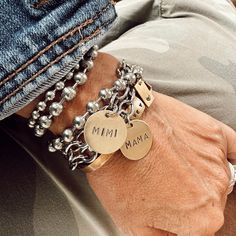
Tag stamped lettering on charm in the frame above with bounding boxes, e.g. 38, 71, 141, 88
121, 120, 152, 160
92, 127, 118, 138
84, 110, 127, 154
125, 133, 149, 149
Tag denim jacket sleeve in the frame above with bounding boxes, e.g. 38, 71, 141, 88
0, 0, 117, 120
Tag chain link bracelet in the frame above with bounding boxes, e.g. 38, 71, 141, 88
48, 60, 153, 170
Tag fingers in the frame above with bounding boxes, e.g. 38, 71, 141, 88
220, 123, 236, 164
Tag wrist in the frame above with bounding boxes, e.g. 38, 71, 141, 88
19, 53, 155, 173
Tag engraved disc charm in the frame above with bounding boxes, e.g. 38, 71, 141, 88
84, 110, 127, 154
120, 120, 152, 160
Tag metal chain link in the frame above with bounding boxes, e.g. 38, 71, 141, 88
51, 60, 143, 170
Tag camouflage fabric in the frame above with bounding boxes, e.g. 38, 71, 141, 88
1, 0, 236, 235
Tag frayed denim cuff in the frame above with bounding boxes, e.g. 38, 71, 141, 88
0, 0, 117, 120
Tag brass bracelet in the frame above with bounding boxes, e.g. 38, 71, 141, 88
82, 153, 114, 173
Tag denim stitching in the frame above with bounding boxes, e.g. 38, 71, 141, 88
0, 19, 113, 106
0, 29, 100, 105
0, 2, 111, 87
2, 55, 83, 120
32, 0, 49, 8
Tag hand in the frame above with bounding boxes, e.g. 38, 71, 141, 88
87, 91, 236, 236
17, 53, 236, 236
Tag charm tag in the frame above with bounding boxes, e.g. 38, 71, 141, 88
134, 79, 154, 107
84, 110, 127, 154
120, 120, 153, 160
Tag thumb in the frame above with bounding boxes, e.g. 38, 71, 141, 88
220, 122, 236, 165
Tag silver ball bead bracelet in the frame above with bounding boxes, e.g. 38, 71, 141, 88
28, 45, 99, 137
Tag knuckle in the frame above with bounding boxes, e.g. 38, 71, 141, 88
206, 209, 225, 235
211, 123, 225, 142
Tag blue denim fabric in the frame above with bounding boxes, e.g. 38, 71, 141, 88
0, 0, 117, 120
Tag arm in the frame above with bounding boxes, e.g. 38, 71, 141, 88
17, 52, 236, 235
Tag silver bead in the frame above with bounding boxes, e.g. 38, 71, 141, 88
49, 102, 63, 116
83, 60, 94, 70
46, 91, 55, 101
39, 116, 52, 129
35, 125, 45, 137
87, 101, 100, 113
74, 64, 80, 70
73, 72, 87, 85
48, 143, 56, 152
114, 79, 127, 91
37, 101, 46, 111
73, 116, 86, 130
133, 66, 143, 79
62, 129, 74, 143
62, 87, 76, 101
93, 45, 99, 51
55, 81, 65, 90
123, 73, 136, 85
32, 111, 40, 119
66, 72, 74, 80
91, 50, 98, 59
52, 138, 63, 150
99, 89, 113, 100
28, 119, 36, 128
